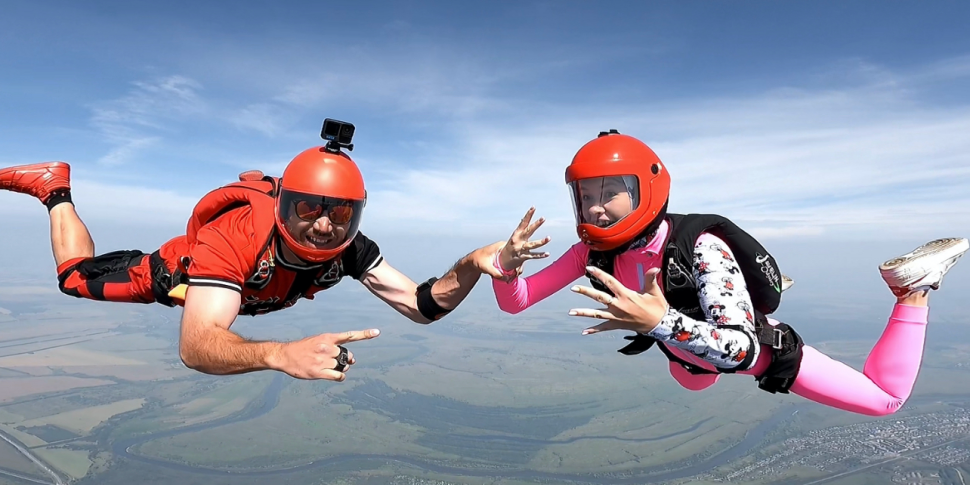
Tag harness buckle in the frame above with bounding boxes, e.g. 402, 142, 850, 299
666, 259, 692, 289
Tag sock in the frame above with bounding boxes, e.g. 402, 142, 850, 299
45, 189, 73, 212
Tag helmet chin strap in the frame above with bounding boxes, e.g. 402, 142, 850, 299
274, 232, 320, 268
585, 198, 669, 295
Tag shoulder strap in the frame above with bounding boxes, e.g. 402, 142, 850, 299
180, 172, 281, 291
185, 174, 278, 243
660, 213, 782, 316
586, 210, 673, 296
621, 213, 786, 375
656, 213, 707, 320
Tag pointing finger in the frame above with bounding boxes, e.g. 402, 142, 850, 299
330, 329, 381, 345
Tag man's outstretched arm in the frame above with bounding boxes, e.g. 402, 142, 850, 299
178, 285, 379, 380
360, 241, 508, 323
178, 284, 276, 374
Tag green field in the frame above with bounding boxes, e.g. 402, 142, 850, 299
0, 287, 968, 485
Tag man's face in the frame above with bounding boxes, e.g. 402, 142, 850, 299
283, 198, 355, 250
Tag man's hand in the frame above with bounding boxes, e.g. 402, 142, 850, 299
358, 210, 549, 323
179, 284, 380, 378
466, 240, 524, 282
268, 329, 380, 381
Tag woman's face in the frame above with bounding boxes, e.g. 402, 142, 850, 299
576, 176, 635, 227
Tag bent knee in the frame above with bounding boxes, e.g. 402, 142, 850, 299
865, 399, 908, 417
56, 258, 88, 298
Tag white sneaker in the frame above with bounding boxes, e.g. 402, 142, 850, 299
880, 238, 969, 298
781, 275, 794, 293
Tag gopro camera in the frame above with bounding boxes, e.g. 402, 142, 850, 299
321, 118, 355, 153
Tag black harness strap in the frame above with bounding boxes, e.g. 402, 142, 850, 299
599, 213, 803, 395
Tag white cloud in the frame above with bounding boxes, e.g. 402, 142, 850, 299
0, 177, 199, 227
88, 75, 207, 166
746, 225, 826, 240
7, 55, 967, 246
230, 102, 289, 137
96, 136, 159, 167
908, 54, 970, 85
358, 58, 970, 241
265, 54, 504, 116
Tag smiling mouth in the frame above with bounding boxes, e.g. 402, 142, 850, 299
594, 219, 613, 227
306, 234, 334, 247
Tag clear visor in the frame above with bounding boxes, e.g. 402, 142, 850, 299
278, 189, 364, 253
568, 175, 640, 228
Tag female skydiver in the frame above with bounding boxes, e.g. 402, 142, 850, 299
489, 130, 968, 417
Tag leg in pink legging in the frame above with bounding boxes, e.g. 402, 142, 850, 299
663, 237, 966, 415
788, 303, 929, 416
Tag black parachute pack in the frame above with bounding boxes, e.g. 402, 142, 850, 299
586, 213, 804, 394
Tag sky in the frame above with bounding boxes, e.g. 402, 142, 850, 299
2, 1, 970, 326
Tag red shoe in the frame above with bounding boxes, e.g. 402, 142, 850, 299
0, 162, 71, 205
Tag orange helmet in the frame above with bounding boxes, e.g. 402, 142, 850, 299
274, 146, 367, 263
565, 130, 670, 251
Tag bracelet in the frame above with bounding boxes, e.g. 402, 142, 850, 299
492, 251, 518, 278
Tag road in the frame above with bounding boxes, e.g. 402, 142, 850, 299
0, 429, 64, 485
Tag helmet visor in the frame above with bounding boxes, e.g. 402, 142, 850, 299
278, 189, 364, 252
568, 175, 640, 228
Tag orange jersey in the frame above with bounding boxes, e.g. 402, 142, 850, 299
157, 205, 382, 316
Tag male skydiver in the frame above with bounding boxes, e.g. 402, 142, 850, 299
0, 120, 508, 382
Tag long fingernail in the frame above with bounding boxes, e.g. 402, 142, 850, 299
569, 310, 577, 315
570, 286, 579, 292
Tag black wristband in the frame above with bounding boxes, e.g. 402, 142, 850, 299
416, 277, 451, 321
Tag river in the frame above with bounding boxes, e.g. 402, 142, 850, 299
110, 374, 801, 484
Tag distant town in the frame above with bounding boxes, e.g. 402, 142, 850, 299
705, 409, 970, 484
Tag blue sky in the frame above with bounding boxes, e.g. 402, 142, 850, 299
1, 1, 970, 344
2, 1, 970, 254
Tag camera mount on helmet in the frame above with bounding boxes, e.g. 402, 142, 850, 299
598, 129, 620, 138
321, 118, 355, 153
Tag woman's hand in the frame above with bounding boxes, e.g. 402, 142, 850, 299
497, 207, 551, 275
569, 266, 669, 335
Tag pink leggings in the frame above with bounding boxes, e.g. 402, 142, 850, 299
671, 304, 929, 416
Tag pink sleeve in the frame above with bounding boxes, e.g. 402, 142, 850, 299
668, 361, 720, 391
492, 243, 588, 314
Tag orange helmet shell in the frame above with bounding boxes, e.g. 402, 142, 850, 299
565, 132, 670, 251
280, 147, 366, 199
274, 146, 367, 263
